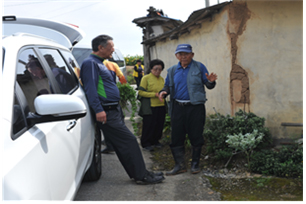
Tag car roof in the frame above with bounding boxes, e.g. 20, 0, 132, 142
2, 16, 85, 49
2, 33, 69, 51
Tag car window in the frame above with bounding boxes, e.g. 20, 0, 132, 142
61, 50, 82, 85
12, 94, 27, 136
16, 48, 51, 112
111, 51, 125, 67
72, 48, 92, 67
39, 49, 78, 94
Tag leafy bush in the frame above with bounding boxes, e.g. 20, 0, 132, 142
250, 144, 303, 178
203, 110, 272, 157
162, 114, 171, 143
127, 75, 136, 84
226, 129, 264, 170
214, 149, 233, 161
125, 55, 144, 66
116, 82, 139, 134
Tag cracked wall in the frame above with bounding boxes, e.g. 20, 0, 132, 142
148, 0, 302, 140
227, 2, 251, 115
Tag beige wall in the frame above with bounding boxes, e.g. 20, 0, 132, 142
148, 1, 303, 141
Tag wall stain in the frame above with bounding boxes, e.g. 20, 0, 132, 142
227, 2, 251, 115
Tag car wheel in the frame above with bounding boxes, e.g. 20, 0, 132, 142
83, 123, 102, 181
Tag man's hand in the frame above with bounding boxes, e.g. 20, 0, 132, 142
96, 111, 107, 124
205, 72, 218, 82
158, 91, 167, 102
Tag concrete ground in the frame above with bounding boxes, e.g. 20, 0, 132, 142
74, 115, 220, 201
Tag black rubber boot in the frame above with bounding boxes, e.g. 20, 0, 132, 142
166, 146, 187, 176
191, 146, 202, 174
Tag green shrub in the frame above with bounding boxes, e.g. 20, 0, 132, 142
125, 55, 144, 66
249, 149, 276, 175
203, 110, 272, 157
215, 149, 233, 161
127, 75, 136, 84
161, 114, 171, 144
226, 129, 264, 171
116, 82, 139, 134
250, 144, 303, 178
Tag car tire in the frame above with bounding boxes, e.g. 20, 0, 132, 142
83, 124, 102, 181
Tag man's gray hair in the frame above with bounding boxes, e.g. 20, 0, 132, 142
92, 35, 113, 52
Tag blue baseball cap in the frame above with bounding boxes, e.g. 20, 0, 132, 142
175, 44, 192, 54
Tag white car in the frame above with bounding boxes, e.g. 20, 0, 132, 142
2, 16, 101, 200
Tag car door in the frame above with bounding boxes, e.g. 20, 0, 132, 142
3, 47, 91, 200
37, 47, 94, 198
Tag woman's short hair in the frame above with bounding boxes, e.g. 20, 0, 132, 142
150, 59, 164, 70
92, 35, 113, 52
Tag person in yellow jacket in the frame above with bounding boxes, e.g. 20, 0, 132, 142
138, 59, 166, 151
104, 59, 127, 84
69, 58, 83, 85
133, 59, 144, 89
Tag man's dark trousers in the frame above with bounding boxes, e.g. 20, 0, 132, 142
170, 102, 205, 148
97, 104, 146, 181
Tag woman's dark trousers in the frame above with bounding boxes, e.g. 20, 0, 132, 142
141, 106, 166, 148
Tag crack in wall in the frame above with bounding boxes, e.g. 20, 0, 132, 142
227, 2, 251, 115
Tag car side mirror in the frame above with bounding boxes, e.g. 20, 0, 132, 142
27, 94, 87, 126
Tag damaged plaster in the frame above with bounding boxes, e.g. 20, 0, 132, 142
228, 2, 251, 115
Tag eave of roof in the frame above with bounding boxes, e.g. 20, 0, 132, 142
141, 1, 231, 45
132, 15, 183, 28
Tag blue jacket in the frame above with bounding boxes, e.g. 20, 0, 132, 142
80, 54, 120, 114
161, 60, 216, 116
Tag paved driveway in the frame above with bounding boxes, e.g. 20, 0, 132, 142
74, 116, 220, 201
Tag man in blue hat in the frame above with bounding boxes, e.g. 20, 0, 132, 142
159, 44, 217, 175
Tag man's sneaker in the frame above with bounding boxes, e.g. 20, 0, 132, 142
135, 171, 165, 185
148, 171, 164, 177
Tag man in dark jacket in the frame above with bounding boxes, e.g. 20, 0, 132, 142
80, 34, 165, 184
